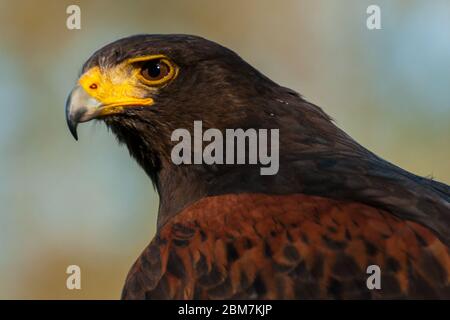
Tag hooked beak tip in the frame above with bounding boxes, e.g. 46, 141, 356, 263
67, 118, 79, 141
65, 92, 79, 141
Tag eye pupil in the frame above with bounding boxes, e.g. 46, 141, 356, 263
147, 62, 161, 78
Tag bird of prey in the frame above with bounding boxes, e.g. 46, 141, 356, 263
66, 34, 450, 299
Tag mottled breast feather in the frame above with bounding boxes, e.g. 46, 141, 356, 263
122, 193, 450, 299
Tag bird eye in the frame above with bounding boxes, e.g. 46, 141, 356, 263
140, 59, 171, 82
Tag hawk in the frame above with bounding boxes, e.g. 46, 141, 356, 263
65, 34, 450, 299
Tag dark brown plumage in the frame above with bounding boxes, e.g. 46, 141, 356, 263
66, 34, 450, 299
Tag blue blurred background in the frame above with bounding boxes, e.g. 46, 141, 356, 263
0, 0, 448, 298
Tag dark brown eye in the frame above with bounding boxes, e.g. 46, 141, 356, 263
141, 59, 170, 81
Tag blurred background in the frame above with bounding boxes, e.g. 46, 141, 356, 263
0, 0, 449, 299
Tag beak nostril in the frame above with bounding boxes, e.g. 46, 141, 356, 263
89, 83, 98, 89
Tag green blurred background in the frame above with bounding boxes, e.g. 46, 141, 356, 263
0, 0, 449, 299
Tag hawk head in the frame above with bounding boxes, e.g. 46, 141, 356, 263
67, 34, 286, 172
67, 35, 278, 141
